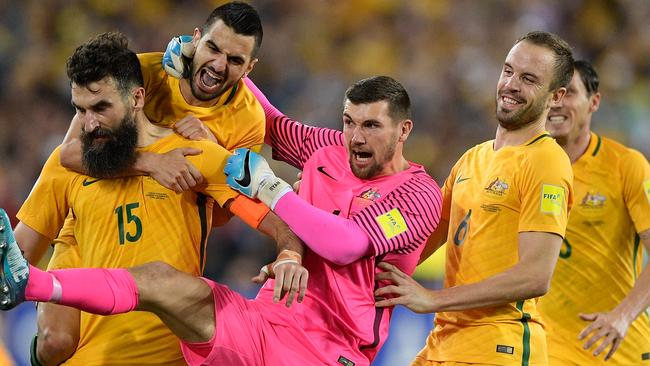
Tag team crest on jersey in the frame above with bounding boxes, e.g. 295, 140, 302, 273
359, 188, 381, 201
579, 191, 606, 209
484, 177, 509, 197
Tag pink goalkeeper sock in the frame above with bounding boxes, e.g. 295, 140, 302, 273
26, 266, 139, 315
25, 265, 54, 302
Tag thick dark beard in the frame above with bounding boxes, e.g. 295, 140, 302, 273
80, 113, 138, 178
495, 96, 546, 131
189, 61, 230, 101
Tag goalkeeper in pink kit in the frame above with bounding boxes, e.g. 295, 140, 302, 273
1, 76, 441, 365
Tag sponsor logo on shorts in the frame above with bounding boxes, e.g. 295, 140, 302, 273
496, 344, 514, 355
540, 184, 564, 215
375, 208, 408, 239
337, 356, 355, 366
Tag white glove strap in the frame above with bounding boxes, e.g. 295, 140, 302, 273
257, 176, 292, 210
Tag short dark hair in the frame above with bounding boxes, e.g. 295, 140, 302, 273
344, 76, 411, 121
66, 32, 143, 96
574, 60, 599, 96
202, 2, 263, 56
516, 31, 574, 91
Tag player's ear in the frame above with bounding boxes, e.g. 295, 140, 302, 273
192, 28, 201, 47
588, 92, 601, 113
548, 87, 567, 109
131, 87, 145, 111
398, 119, 413, 142
244, 58, 258, 78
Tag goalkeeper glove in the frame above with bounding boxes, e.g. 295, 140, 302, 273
162, 35, 195, 79
224, 148, 292, 209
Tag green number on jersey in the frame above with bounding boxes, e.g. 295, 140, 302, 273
453, 209, 472, 246
115, 202, 143, 245
559, 238, 572, 259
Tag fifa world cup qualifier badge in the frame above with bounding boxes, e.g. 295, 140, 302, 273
540, 184, 564, 215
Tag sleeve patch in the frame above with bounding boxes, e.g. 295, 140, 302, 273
375, 208, 408, 239
540, 184, 564, 215
644, 180, 650, 204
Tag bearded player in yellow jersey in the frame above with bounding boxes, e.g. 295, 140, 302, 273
375, 31, 575, 365
13, 4, 305, 365
539, 60, 650, 364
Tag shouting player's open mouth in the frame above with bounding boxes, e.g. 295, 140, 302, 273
351, 149, 373, 167
197, 67, 224, 94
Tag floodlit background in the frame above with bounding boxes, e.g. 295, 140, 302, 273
0, 0, 648, 364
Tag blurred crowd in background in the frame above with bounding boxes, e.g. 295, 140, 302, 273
0, 0, 649, 364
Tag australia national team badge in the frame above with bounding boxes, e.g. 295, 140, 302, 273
579, 191, 606, 209
351, 188, 381, 215
359, 188, 381, 201
484, 177, 509, 197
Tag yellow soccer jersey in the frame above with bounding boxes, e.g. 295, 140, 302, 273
422, 133, 573, 365
539, 133, 650, 365
138, 52, 264, 153
17, 134, 238, 365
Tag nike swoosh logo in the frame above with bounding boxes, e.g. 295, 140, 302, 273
234, 150, 252, 187
456, 177, 471, 184
317, 166, 336, 180
82, 178, 102, 186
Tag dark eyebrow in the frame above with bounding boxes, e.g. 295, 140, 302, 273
206, 39, 220, 51
71, 99, 112, 111
206, 39, 247, 64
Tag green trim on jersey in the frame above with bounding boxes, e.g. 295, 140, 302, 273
516, 300, 531, 366
526, 134, 551, 146
223, 82, 239, 106
592, 134, 602, 156
633, 234, 641, 280
197, 194, 209, 274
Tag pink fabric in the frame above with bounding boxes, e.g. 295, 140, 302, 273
180, 279, 332, 366
26, 266, 139, 315
274, 191, 371, 265
25, 265, 54, 301
246, 79, 442, 364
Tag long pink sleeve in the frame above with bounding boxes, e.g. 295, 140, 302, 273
244, 77, 285, 145
273, 191, 372, 265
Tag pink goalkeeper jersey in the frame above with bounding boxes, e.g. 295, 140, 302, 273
255, 115, 442, 365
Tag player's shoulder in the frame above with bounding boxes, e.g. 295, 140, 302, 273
598, 134, 647, 164
525, 134, 569, 161
228, 79, 264, 117
137, 52, 163, 68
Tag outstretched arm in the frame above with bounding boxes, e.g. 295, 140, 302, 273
375, 231, 562, 313
578, 229, 650, 361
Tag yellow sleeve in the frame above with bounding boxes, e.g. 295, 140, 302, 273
441, 153, 464, 222
47, 214, 82, 270
16, 146, 73, 240
517, 147, 573, 236
137, 52, 164, 94
187, 141, 239, 207
621, 148, 650, 233
227, 81, 266, 152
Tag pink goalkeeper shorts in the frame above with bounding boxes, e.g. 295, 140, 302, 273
179, 279, 335, 366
